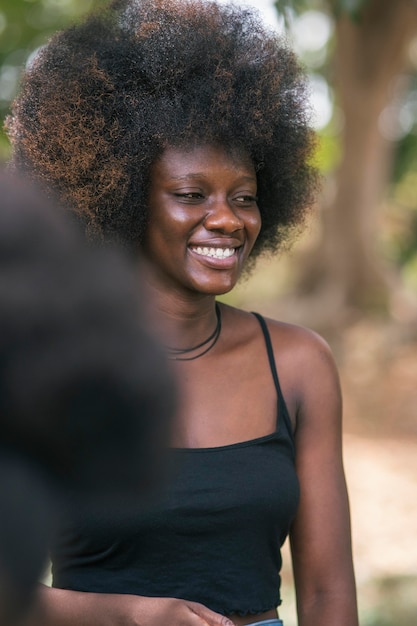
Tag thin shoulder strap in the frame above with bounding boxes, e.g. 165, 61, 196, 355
252, 312, 280, 393
252, 312, 293, 439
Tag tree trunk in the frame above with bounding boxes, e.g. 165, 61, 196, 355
297, 0, 417, 319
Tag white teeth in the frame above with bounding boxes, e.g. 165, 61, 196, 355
193, 246, 235, 259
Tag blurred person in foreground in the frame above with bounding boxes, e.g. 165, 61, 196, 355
0, 171, 175, 625
6, 0, 359, 625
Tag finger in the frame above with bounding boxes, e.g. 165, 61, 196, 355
188, 601, 235, 626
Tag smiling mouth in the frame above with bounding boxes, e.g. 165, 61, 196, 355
190, 246, 237, 259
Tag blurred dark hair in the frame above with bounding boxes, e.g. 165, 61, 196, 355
0, 171, 176, 624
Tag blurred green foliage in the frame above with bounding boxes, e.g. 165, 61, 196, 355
275, 0, 370, 25
0, 0, 102, 161
384, 80, 417, 290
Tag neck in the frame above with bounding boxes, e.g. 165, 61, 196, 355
141, 264, 219, 352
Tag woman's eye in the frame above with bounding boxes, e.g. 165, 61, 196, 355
235, 195, 258, 205
175, 192, 204, 200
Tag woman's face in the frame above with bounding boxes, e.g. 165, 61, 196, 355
143, 144, 261, 296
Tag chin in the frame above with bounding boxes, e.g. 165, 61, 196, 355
193, 268, 242, 294
214, 284, 235, 296
192, 279, 237, 296
204, 288, 234, 298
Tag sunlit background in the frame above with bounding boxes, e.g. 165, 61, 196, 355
1, 2, 417, 625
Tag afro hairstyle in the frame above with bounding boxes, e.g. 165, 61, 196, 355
6, 0, 319, 260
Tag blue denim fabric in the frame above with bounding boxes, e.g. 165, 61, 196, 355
247, 618, 284, 626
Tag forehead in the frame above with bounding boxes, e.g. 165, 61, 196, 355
151, 144, 256, 180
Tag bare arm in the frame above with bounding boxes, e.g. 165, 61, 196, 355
269, 324, 359, 626
290, 332, 358, 626
26, 585, 235, 626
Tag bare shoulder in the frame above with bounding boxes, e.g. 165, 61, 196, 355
220, 304, 341, 427
222, 303, 339, 391
257, 313, 337, 370
253, 313, 341, 423
221, 303, 335, 368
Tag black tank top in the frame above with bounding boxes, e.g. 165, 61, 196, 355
51, 313, 300, 616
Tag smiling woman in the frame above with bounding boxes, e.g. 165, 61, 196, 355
143, 145, 261, 297
6, 1, 358, 626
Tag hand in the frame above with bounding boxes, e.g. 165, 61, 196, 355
32, 586, 236, 626
122, 595, 235, 626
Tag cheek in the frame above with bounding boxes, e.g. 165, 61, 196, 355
249, 211, 262, 241
155, 205, 193, 230
146, 206, 183, 240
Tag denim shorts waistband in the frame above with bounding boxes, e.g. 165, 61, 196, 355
247, 618, 284, 626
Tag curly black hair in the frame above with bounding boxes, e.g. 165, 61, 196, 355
6, 0, 318, 259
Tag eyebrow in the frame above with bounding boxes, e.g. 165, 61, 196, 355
169, 174, 257, 182
169, 174, 205, 181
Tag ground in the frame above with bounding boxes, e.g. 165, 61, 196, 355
338, 319, 417, 625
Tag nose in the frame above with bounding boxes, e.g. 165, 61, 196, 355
203, 197, 244, 233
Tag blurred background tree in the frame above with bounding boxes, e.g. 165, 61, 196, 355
271, 9, 417, 626
272, 0, 417, 326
